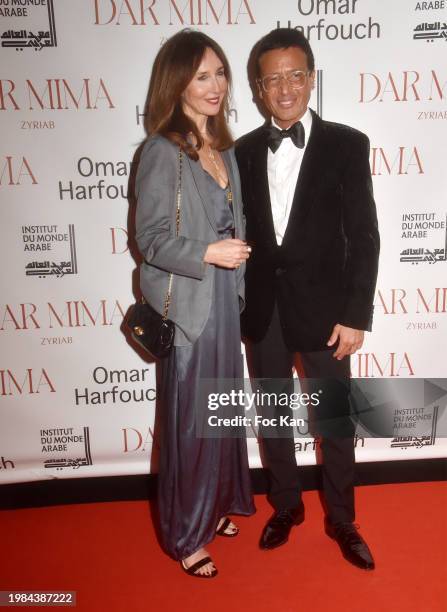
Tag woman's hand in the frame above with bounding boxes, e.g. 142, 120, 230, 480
204, 239, 251, 269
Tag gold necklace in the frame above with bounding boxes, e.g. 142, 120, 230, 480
206, 145, 225, 184
206, 144, 233, 204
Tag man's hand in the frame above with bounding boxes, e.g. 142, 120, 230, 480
327, 324, 364, 360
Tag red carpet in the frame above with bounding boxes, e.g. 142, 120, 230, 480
1, 482, 446, 612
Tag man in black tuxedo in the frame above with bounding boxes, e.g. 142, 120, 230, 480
235, 29, 380, 570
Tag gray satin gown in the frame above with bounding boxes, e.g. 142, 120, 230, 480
158, 171, 255, 561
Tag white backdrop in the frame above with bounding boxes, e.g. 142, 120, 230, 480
1, 0, 446, 484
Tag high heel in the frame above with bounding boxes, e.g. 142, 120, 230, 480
180, 556, 218, 578
216, 517, 239, 538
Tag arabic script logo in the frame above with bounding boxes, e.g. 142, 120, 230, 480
23, 224, 78, 279
413, 20, 447, 42
349, 379, 445, 443
400, 213, 447, 265
41, 426, 93, 471
1, 0, 57, 51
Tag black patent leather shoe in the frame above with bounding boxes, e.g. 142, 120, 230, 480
325, 520, 375, 570
260, 506, 305, 550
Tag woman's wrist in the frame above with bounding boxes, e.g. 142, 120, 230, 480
203, 243, 213, 264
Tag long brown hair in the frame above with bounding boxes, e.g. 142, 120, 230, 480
146, 29, 233, 160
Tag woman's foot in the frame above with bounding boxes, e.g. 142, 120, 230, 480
180, 548, 217, 578
216, 516, 239, 537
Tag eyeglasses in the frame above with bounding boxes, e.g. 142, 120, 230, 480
257, 69, 312, 92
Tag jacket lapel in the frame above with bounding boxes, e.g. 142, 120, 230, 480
281, 109, 324, 249
221, 149, 246, 287
249, 127, 277, 247
186, 155, 218, 234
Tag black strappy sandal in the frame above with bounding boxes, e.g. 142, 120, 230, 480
180, 556, 218, 578
216, 517, 239, 538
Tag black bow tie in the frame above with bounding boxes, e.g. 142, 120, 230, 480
265, 121, 305, 153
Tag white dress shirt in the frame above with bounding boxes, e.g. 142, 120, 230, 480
268, 108, 313, 245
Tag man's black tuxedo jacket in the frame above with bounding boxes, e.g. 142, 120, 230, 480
235, 109, 380, 353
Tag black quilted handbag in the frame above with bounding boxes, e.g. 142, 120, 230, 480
127, 297, 175, 358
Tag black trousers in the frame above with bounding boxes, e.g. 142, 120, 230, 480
246, 303, 355, 524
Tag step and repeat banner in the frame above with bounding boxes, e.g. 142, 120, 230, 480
1, 0, 446, 484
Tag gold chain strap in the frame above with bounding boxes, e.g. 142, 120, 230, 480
162, 148, 182, 320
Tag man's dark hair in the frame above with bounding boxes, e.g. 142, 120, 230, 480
252, 28, 315, 76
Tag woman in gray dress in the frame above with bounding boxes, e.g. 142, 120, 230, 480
135, 30, 255, 578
